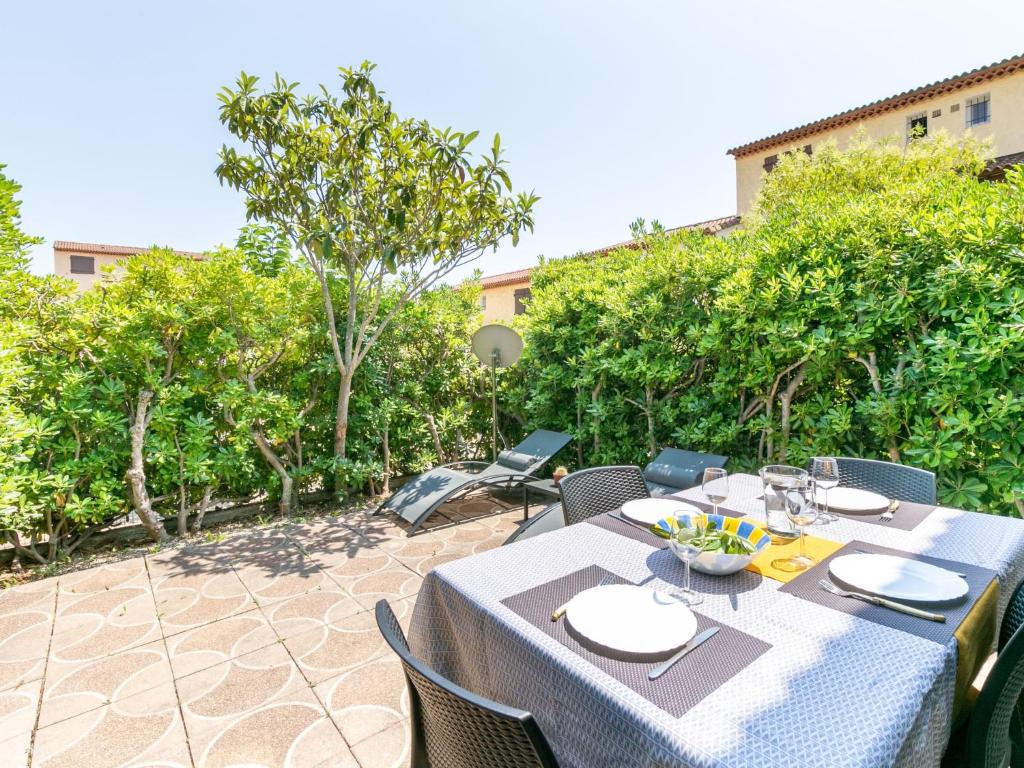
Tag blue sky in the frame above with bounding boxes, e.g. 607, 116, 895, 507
5, 1, 1024, 279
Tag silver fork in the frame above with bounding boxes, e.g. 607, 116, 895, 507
879, 500, 900, 522
818, 579, 945, 622
551, 574, 614, 622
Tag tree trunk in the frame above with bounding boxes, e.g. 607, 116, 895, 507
126, 390, 169, 543
251, 429, 294, 516
192, 485, 213, 533
423, 412, 444, 463
174, 435, 188, 536
854, 352, 903, 463
334, 371, 353, 493
777, 365, 807, 463
381, 424, 391, 496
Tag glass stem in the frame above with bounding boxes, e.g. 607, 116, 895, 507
799, 525, 807, 558
684, 561, 691, 593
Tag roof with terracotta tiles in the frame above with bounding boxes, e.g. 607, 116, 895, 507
53, 240, 206, 259
479, 267, 532, 288
728, 52, 1024, 158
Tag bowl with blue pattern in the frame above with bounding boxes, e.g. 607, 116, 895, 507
656, 513, 770, 576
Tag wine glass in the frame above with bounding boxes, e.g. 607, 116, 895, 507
702, 468, 729, 516
811, 457, 839, 523
672, 530, 704, 606
771, 481, 819, 572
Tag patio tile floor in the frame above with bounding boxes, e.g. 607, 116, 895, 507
0, 493, 537, 767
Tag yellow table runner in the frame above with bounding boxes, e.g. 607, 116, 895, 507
952, 579, 998, 724
738, 518, 999, 719
741, 522, 844, 583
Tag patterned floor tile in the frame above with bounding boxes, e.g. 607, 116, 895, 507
348, 720, 410, 768
145, 544, 235, 578
178, 644, 355, 768
0, 578, 58, 618
343, 564, 422, 611
152, 568, 255, 637
259, 585, 363, 641
0, 593, 54, 692
165, 609, 279, 679
31, 681, 190, 768
282, 608, 392, 685
0, 678, 42, 767
38, 639, 173, 728
314, 656, 408, 746
58, 561, 148, 596
50, 575, 161, 663
233, 550, 336, 607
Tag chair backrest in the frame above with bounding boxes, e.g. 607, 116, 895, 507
1001, 579, 1024, 652
644, 448, 729, 493
494, 430, 573, 474
968, 619, 1024, 768
809, 457, 936, 505
503, 502, 566, 546
559, 465, 650, 526
374, 601, 560, 768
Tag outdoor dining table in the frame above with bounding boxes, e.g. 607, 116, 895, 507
407, 472, 1024, 768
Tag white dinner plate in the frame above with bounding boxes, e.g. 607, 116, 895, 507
565, 584, 698, 655
620, 498, 702, 526
815, 486, 889, 514
829, 554, 968, 603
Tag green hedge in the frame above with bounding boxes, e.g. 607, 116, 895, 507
515, 135, 1024, 516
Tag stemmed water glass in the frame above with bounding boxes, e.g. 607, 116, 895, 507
701, 468, 729, 516
811, 457, 839, 523
672, 531, 704, 606
771, 480, 819, 572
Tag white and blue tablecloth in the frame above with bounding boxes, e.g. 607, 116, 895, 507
408, 473, 1024, 768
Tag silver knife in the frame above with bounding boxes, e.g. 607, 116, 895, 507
648, 626, 719, 680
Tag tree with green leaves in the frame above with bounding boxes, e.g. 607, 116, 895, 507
215, 62, 537, 491
520, 134, 1024, 515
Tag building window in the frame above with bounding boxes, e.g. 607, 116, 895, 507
907, 112, 928, 140
69, 255, 95, 274
965, 94, 990, 127
763, 154, 778, 172
480, 295, 486, 310
513, 288, 532, 315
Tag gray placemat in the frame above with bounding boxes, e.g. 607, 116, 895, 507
825, 500, 938, 531
779, 540, 997, 644
585, 513, 669, 549
500, 565, 772, 718
753, 494, 940, 532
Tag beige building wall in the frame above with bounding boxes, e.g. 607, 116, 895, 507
734, 69, 1024, 214
53, 250, 124, 292
480, 279, 531, 323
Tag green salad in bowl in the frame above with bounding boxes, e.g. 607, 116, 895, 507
654, 513, 769, 575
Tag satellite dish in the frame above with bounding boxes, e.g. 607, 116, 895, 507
471, 324, 523, 368
470, 325, 524, 460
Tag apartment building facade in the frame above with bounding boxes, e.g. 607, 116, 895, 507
477, 52, 1024, 322
53, 241, 205, 291
729, 53, 1024, 214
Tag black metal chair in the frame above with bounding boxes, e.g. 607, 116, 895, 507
644, 448, 729, 496
374, 600, 560, 768
943, 580, 1024, 767
558, 465, 649, 526
809, 457, 936, 505
503, 502, 565, 545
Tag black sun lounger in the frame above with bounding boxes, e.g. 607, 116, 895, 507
374, 429, 573, 535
